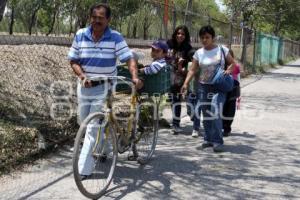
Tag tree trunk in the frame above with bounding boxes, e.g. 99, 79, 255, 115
0, 0, 8, 22
172, 6, 176, 33
47, 7, 59, 36
229, 22, 233, 49
79, 19, 87, 28
28, 5, 41, 36
241, 27, 248, 67
132, 19, 137, 38
55, 11, 59, 36
118, 18, 122, 33
143, 17, 148, 40
274, 14, 281, 36
69, 2, 75, 36
143, 25, 147, 40
78, 10, 88, 29
9, 6, 14, 35
126, 20, 131, 38
184, 0, 193, 29
157, 4, 168, 39
29, 13, 36, 35
160, 21, 163, 39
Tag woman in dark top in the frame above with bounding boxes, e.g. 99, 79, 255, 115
167, 25, 193, 134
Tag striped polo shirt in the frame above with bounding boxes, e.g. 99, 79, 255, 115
144, 58, 167, 75
68, 26, 133, 77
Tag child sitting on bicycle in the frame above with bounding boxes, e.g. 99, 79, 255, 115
139, 40, 168, 75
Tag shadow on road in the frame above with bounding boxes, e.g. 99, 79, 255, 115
264, 72, 300, 79
103, 129, 259, 200
220, 144, 255, 155
283, 64, 300, 68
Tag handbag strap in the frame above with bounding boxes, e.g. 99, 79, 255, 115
220, 46, 228, 70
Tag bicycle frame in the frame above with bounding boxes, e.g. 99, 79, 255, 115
91, 76, 139, 155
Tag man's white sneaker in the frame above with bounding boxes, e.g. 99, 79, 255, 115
191, 130, 199, 137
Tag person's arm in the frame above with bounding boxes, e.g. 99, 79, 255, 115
237, 72, 241, 82
236, 64, 241, 82
70, 61, 84, 80
114, 33, 142, 89
181, 59, 199, 94
68, 32, 92, 88
127, 58, 143, 89
143, 61, 163, 75
139, 68, 145, 74
70, 61, 92, 88
224, 53, 235, 75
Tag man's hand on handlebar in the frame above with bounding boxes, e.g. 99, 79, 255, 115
132, 78, 143, 90
79, 75, 92, 88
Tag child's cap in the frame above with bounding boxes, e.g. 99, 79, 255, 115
151, 40, 168, 53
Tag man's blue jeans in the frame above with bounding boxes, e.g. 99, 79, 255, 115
197, 84, 226, 145
77, 81, 107, 175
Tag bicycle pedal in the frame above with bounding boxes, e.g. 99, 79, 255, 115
99, 155, 107, 163
93, 153, 107, 159
127, 155, 138, 161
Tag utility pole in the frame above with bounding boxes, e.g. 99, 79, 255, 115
184, 0, 193, 30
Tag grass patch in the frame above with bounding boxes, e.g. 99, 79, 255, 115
0, 120, 39, 175
0, 116, 78, 176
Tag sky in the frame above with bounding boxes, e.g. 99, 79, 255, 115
215, 0, 226, 12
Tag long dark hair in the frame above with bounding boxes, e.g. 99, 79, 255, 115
171, 25, 191, 49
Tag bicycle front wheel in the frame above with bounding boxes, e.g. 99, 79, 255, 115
134, 98, 159, 164
73, 112, 117, 199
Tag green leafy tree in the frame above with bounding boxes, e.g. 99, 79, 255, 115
14, 0, 43, 35
223, 0, 300, 40
6, 0, 18, 34
255, 0, 300, 39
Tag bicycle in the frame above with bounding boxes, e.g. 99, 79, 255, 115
72, 75, 163, 199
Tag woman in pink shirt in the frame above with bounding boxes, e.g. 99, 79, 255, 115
222, 49, 241, 136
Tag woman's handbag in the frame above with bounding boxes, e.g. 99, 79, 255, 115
204, 46, 234, 93
211, 66, 234, 93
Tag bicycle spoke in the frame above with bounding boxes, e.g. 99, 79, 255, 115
73, 112, 117, 199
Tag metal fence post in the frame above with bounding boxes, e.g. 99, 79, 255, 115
252, 29, 257, 67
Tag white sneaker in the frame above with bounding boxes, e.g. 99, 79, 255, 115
191, 130, 199, 138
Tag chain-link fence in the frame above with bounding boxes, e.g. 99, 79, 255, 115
280, 39, 300, 61
0, 0, 235, 43
253, 32, 300, 69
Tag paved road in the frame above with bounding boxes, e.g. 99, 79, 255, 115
1, 59, 300, 200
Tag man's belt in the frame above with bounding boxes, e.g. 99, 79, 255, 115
90, 80, 105, 87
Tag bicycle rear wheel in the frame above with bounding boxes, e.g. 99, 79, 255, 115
73, 112, 117, 199
134, 97, 159, 164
